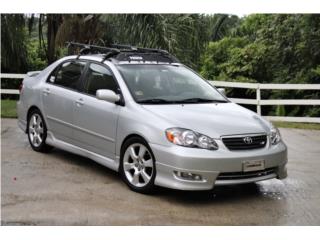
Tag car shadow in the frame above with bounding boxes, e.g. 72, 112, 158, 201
49, 147, 120, 180
153, 183, 265, 205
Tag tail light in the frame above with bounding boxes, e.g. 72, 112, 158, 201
19, 82, 23, 93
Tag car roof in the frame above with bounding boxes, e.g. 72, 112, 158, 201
63, 54, 104, 62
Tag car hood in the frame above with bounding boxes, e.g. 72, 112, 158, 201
141, 102, 271, 138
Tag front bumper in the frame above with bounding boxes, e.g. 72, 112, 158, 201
151, 140, 287, 191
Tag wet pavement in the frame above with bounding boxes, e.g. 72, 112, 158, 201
1, 118, 320, 225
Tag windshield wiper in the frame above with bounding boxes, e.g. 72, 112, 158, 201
176, 98, 228, 103
137, 98, 174, 104
137, 98, 228, 104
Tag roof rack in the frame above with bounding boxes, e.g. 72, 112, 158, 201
66, 42, 120, 59
110, 43, 137, 50
66, 42, 179, 63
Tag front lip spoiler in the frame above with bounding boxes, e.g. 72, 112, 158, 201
214, 172, 277, 186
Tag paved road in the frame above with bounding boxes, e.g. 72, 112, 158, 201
1, 118, 320, 225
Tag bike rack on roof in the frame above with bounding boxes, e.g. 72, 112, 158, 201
66, 42, 179, 63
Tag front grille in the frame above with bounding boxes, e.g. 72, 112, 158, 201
217, 168, 276, 181
222, 134, 267, 150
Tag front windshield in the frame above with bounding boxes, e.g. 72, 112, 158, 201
117, 64, 228, 104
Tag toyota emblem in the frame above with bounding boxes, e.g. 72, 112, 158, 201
243, 136, 253, 144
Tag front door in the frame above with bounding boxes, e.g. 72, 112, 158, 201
72, 62, 121, 160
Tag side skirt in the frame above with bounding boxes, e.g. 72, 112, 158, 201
46, 131, 119, 172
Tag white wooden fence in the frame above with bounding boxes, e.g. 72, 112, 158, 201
1, 73, 320, 123
210, 80, 320, 123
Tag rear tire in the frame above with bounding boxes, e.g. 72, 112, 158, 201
27, 109, 53, 152
120, 137, 156, 194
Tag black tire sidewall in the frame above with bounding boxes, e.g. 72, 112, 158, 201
120, 136, 156, 194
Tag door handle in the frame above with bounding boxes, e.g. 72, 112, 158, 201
75, 98, 84, 106
42, 88, 50, 95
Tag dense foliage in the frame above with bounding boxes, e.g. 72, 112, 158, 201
105, 14, 210, 68
1, 14, 319, 116
201, 14, 320, 116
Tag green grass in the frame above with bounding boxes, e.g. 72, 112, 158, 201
1, 99, 319, 130
272, 121, 320, 130
1, 99, 17, 118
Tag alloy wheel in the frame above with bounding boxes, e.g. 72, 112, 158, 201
123, 143, 154, 188
28, 113, 44, 147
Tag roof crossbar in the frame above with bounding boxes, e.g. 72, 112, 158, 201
110, 43, 137, 50
67, 42, 120, 59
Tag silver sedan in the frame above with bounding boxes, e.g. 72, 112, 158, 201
17, 53, 287, 193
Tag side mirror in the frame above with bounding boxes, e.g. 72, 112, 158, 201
217, 88, 226, 96
96, 89, 120, 103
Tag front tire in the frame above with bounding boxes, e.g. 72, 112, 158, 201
27, 109, 52, 152
120, 137, 156, 194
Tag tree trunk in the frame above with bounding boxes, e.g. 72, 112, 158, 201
47, 14, 62, 64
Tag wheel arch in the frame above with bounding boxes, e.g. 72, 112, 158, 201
120, 134, 148, 157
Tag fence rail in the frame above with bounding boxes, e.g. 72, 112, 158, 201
1, 73, 319, 123
210, 80, 320, 123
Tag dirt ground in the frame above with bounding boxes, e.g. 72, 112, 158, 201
1, 118, 320, 225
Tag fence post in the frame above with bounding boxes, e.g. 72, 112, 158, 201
256, 83, 261, 115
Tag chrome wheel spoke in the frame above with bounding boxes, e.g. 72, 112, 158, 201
141, 170, 151, 183
32, 115, 37, 125
143, 159, 153, 168
32, 136, 38, 145
36, 116, 41, 126
29, 126, 35, 134
129, 146, 138, 161
124, 162, 135, 171
36, 135, 42, 143
138, 146, 146, 159
38, 127, 44, 134
131, 171, 140, 185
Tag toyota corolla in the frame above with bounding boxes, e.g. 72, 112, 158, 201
17, 43, 287, 193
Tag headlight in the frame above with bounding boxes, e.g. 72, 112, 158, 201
270, 126, 281, 145
165, 128, 218, 150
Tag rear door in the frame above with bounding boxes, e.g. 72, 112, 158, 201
72, 62, 121, 160
42, 60, 87, 143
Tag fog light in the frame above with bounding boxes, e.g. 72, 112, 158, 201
174, 171, 203, 181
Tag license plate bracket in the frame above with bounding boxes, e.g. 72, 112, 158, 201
242, 160, 265, 172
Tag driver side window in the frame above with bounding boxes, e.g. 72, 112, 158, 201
83, 63, 118, 96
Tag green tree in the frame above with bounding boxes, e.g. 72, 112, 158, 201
107, 14, 210, 69
1, 14, 28, 73
207, 14, 240, 41
37, 14, 104, 64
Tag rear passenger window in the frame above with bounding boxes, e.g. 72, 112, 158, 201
49, 61, 86, 90
84, 63, 118, 96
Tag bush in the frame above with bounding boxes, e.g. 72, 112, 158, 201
27, 40, 47, 71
